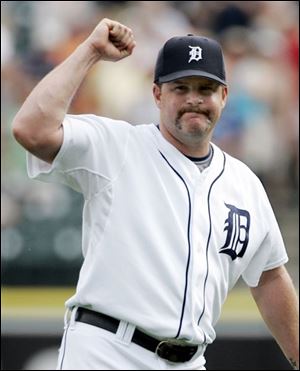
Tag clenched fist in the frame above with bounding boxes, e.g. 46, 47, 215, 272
84, 18, 136, 62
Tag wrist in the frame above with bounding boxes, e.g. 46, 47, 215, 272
76, 42, 102, 66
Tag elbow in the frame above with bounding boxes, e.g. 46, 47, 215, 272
12, 118, 63, 164
12, 119, 39, 151
12, 120, 23, 142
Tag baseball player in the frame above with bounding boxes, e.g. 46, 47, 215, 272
13, 18, 299, 370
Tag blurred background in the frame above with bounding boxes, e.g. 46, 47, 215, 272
1, 1, 298, 370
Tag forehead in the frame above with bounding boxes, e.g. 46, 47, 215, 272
170, 76, 219, 86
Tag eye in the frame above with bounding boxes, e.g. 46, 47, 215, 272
174, 85, 188, 92
200, 86, 216, 95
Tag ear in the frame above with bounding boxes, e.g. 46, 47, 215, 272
153, 83, 162, 108
221, 86, 228, 109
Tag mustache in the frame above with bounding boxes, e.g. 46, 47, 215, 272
177, 106, 210, 119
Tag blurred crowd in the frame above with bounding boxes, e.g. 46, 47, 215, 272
1, 1, 299, 283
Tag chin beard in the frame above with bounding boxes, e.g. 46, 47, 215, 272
174, 116, 212, 136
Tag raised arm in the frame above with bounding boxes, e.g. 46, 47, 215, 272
251, 265, 299, 369
12, 18, 136, 164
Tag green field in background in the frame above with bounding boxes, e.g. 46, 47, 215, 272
2, 286, 261, 321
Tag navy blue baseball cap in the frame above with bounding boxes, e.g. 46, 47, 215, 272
154, 34, 227, 85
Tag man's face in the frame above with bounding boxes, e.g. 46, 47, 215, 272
153, 76, 228, 147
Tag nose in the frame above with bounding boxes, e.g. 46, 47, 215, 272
186, 91, 203, 105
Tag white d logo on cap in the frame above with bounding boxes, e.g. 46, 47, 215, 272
188, 46, 202, 63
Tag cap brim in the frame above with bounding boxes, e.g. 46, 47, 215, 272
157, 70, 227, 85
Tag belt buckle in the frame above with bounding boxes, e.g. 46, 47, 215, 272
156, 340, 178, 363
155, 340, 198, 363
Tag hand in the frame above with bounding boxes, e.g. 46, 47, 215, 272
84, 18, 136, 62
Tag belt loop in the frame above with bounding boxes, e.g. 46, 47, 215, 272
122, 322, 136, 344
69, 306, 79, 331
115, 321, 135, 345
115, 320, 127, 341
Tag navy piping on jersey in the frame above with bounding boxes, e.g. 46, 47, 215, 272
159, 151, 192, 339
197, 151, 226, 342
185, 145, 213, 162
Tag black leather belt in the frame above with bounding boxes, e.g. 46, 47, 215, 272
75, 307, 198, 363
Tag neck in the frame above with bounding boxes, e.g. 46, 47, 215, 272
159, 124, 211, 158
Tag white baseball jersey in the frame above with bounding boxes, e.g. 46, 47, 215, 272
27, 114, 288, 347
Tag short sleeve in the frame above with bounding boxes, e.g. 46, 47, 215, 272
242, 187, 288, 287
27, 114, 131, 198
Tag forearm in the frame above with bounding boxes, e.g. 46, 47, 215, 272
13, 42, 99, 142
251, 267, 299, 369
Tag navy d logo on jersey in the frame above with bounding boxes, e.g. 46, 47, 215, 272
219, 203, 250, 261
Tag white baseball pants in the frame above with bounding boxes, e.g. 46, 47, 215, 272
56, 307, 206, 370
